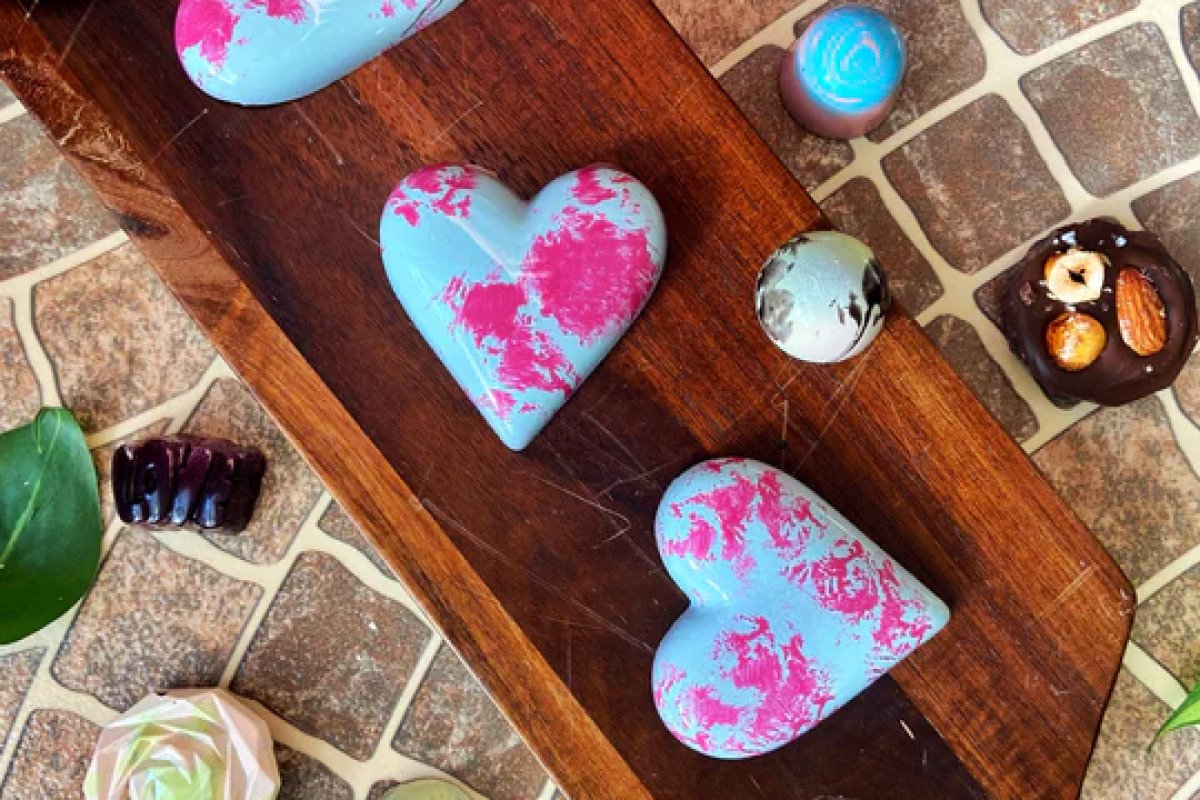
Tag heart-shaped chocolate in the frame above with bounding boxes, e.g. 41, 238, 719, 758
176, 0, 464, 105
652, 458, 949, 759
380, 164, 667, 450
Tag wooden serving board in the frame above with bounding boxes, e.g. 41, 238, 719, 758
1, 1, 1134, 797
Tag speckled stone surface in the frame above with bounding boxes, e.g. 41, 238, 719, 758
657, 0, 796, 65
276, 744, 354, 800
1185, 4, 1200, 78
34, 243, 214, 431
1177, 352, 1200, 428
1022, 23, 1200, 197
393, 646, 547, 800
1082, 670, 1200, 800
820, 177, 942, 314
0, 80, 13, 106
1034, 397, 1200, 584
0, 298, 39, 432
1135, 565, 1200, 689
321, 502, 393, 576
1132, 172, 1200, 303
718, 46, 854, 191
51, 530, 262, 711
182, 378, 322, 564
0, 115, 114, 280
0, 710, 100, 800
925, 315, 1037, 442
233, 552, 430, 760
795, 0, 987, 142
981, 0, 1138, 55
884, 94, 1070, 273
0, 650, 41, 752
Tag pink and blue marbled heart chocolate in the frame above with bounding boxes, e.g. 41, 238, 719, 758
379, 164, 666, 450
176, 0, 463, 105
652, 458, 949, 759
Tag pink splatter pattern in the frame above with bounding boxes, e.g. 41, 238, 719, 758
572, 166, 619, 205
247, 0, 308, 22
522, 208, 659, 345
176, 0, 240, 68
443, 275, 579, 399
654, 663, 687, 707
390, 165, 477, 227
665, 467, 823, 579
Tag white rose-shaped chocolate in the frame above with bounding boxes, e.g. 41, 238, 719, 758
85, 688, 280, 800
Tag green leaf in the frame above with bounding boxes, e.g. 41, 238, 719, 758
0, 408, 102, 644
1155, 680, 1200, 747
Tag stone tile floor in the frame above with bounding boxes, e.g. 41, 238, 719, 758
4, 1, 1200, 798
0, 105, 549, 800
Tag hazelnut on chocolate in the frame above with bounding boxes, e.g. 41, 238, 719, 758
1003, 218, 1198, 406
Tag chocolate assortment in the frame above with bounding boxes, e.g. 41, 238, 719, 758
112, 437, 266, 532
1004, 218, 1198, 406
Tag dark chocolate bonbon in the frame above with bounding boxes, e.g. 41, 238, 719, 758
112, 437, 266, 532
1003, 218, 1198, 406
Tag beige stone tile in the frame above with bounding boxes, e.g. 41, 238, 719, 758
0, 650, 41, 753
924, 315, 1037, 442
182, 378, 321, 564
883, 94, 1070, 274
0, 710, 100, 799
1176, 351, 1200, 429
0, 115, 114, 279
1033, 397, 1200, 584
821, 177, 942, 315
1135, 564, 1200, 688
1082, 670, 1200, 800
1022, 23, 1200, 197
982, 0, 1138, 55
656, 0, 796, 65
33, 243, 214, 432
0, 298, 40, 433
320, 502, 393, 577
276, 744, 352, 800
52, 529, 262, 711
718, 46, 854, 192
232, 552, 430, 760
393, 645, 546, 800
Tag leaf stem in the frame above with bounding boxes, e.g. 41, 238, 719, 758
0, 413, 63, 569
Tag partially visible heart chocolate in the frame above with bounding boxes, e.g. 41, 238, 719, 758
380, 164, 667, 450
176, 0, 464, 105
652, 458, 949, 759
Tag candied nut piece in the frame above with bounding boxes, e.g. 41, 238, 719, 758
112, 436, 266, 532
1043, 249, 1107, 304
1115, 267, 1167, 356
1046, 312, 1106, 372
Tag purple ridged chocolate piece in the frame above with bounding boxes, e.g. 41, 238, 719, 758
112, 437, 266, 532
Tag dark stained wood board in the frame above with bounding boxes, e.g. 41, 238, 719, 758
0, 1, 1134, 797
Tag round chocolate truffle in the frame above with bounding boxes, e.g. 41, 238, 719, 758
1003, 218, 1198, 406
756, 231, 890, 363
780, 6, 907, 140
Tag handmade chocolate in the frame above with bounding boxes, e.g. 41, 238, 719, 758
175, 0, 464, 106
652, 458, 949, 759
85, 688, 279, 800
780, 6, 907, 140
379, 164, 667, 450
755, 231, 890, 363
1003, 218, 1198, 406
112, 437, 266, 532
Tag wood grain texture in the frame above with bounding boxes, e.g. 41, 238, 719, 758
0, 1, 1132, 798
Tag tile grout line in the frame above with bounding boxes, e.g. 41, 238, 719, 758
1169, 766, 1200, 800
1124, 640, 1188, 708
0, 230, 128, 299
0, 102, 25, 125
10, 285, 59, 407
